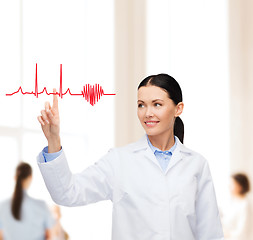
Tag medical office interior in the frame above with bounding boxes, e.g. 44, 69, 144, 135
0, 0, 252, 239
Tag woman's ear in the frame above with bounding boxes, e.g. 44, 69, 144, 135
175, 102, 184, 117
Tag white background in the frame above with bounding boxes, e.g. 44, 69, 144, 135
0, 0, 229, 239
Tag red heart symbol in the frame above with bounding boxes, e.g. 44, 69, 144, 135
82, 84, 104, 106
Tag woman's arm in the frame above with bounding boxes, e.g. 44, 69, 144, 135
37, 89, 115, 207
37, 149, 115, 207
0, 230, 3, 240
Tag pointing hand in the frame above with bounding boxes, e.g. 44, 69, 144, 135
37, 88, 61, 153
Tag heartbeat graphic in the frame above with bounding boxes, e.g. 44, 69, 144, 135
6, 63, 116, 106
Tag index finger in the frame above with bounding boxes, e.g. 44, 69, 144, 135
52, 88, 58, 110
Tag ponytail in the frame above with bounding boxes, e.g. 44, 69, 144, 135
12, 175, 23, 220
174, 117, 184, 144
11, 162, 32, 220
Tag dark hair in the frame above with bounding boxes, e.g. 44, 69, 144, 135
232, 173, 250, 195
138, 74, 184, 143
12, 162, 32, 220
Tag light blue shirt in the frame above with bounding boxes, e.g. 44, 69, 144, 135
0, 192, 55, 240
42, 146, 62, 162
146, 135, 177, 172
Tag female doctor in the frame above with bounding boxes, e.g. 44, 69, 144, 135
37, 74, 224, 240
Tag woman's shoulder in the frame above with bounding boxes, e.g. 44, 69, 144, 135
108, 135, 149, 156
24, 194, 48, 209
241, 195, 252, 207
106, 136, 208, 165
0, 198, 11, 209
180, 143, 206, 159
175, 138, 207, 161
111, 136, 207, 156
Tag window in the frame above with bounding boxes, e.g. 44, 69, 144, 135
147, 0, 230, 206
0, 0, 114, 239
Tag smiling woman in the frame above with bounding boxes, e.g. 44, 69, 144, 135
36, 73, 224, 240
137, 74, 184, 147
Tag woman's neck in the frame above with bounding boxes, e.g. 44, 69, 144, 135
148, 132, 175, 151
232, 193, 246, 200
22, 176, 32, 190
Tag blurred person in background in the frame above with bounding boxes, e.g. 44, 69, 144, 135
51, 205, 69, 240
0, 162, 55, 240
222, 173, 252, 240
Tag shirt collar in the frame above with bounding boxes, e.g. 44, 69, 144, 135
131, 134, 191, 157
146, 134, 177, 155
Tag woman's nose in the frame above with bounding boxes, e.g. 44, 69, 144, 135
145, 107, 154, 117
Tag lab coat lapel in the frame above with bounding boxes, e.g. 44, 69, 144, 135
132, 135, 191, 173
143, 147, 162, 169
164, 146, 183, 174
164, 139, 190, 175
132, 135, 162, 169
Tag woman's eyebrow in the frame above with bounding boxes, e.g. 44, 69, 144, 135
137, 99, 164, 103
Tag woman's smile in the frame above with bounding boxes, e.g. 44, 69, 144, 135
145, 121, 160, 127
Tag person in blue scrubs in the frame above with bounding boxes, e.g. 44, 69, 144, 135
0, 162, 55, 240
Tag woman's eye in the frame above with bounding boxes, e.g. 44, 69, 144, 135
155, 103, 161, 107
138, 104, 144, 108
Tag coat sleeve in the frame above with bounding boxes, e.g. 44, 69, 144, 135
196, 160, 224, 240
37, 149, 115, 207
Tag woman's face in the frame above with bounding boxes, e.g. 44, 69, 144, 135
229, 178, 242, 196
137, 85, 183, 137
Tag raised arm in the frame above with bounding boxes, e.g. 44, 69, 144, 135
37, 89, 61, 153
37, 89, 115, 207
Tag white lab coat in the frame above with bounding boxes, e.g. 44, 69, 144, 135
37, 136, 224, 240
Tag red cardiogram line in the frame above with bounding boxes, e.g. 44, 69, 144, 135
6, 63, 116, 106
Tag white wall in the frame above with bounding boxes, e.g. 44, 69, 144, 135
2, 0, 252, 238
0, 1, 114, 239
